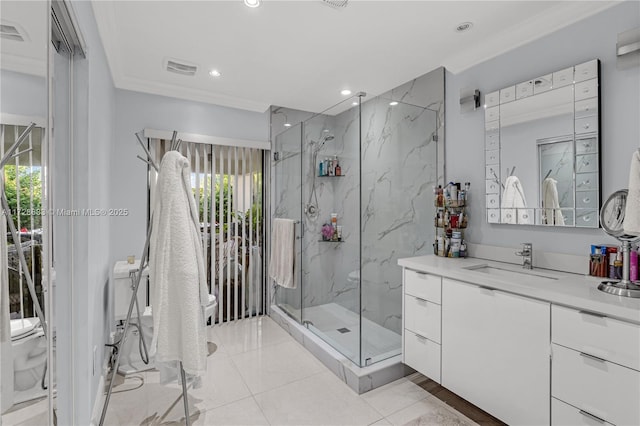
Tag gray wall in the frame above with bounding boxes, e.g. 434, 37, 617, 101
0, 70, 47, 118
110, 89, 269, 265
446, 1, 640, 255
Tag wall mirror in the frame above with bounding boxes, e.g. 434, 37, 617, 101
484, 59, 601, 228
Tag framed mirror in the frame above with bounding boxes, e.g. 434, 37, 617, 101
484, 59, 601, 228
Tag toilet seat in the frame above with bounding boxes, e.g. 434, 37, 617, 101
10, 318, 41, 341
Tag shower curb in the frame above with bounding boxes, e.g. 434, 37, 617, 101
270, 305, 411, 394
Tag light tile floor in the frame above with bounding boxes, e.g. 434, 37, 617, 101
3, 316, 478, 426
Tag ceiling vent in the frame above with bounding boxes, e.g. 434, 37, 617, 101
164, 58, 198, 76
321, 0, 348, 9
0, 22, 28, 42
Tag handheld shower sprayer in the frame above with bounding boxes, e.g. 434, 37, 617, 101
306, 134, 336, 218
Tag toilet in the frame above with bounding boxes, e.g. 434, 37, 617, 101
10, 317, 47, 404
113, 261, 217, 374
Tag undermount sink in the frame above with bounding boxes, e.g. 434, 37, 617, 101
463, 264, 558, 281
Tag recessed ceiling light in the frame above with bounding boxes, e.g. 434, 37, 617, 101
456, 22, 473, 32
341, 89, 352, 96
323, 129, 330, 133
352, 101, 358, 106
209, 69, 221, 77
244, 0, 261, 8
284, 123, 292, 127
389, 101, 399, 106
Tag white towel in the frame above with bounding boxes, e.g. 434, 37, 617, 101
149, 151, 208, 377
269, 218, 296, 288
624, 150, 640, 236
542, 177, 565, 226
501, 176, 532, 224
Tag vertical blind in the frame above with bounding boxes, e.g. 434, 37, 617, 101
1, 124, 44, 320
150, 138, 264, 323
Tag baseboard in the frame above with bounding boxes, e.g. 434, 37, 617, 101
89, 360, 110, 426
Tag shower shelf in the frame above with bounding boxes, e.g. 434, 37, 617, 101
318, 239, 343, 243
317, 175, 345, 177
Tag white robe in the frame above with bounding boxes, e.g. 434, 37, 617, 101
149, 151, 208, 377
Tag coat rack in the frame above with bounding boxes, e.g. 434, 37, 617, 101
99, 130, 192, 426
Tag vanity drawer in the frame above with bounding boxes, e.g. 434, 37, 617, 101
575, 209, 598, 227
576, 137, 598, 154
576, 154, 598, 174
553, 67, 574, 88
552, 344, 640, 426
552, 305, 640, 370
485, 149, 499, 165
487, 209, 500, 223
552, 397, 614, 426
575, 116, 598, 135
575, 78, 598, 102
404, 295, 441, 343
485, 129, 499, 150
575, 191, 598, 209
575, 98, 598, 119
485, 90, 499, 108
515, 80, 533, 99
486, 194, 500, 210
486, 179, 500, 194
404, 329, 441, 383
404, 269, 441, 303
574, 60, 598, 83
485, 106, 499, 123
575, 172, 597, 191
533, 73, 553, 94
499, 86, 515, 104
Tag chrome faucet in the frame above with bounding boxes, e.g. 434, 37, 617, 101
516, 243, 533, 269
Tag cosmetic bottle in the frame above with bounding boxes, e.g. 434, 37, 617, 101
449, 182, 458, 203
319, 161, 323, 176
336, 225, 342, 241
331, 213, 338, 229
324, 157, 329, 176
335, 161, 341, 176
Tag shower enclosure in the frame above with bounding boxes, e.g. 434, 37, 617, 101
271, 79, 441, 368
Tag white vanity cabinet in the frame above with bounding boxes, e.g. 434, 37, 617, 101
441, 278, 551, 425
551, 305, 640, 425
402, 269, 442, 383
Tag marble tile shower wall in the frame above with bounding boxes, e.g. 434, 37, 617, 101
359, 98, 437, 334
271, 67, 445, 336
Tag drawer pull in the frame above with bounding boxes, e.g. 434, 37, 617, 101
580, 352, 606, 363
583, 197, 590, 203
478, 286, 494, 292
415, 297, 427, 303
578, 310, 606, 319
415, 334, 427, 342
579, 410, 606, 423
414, 272, 428, 279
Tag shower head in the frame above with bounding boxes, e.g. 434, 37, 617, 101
321, 135, 335, 143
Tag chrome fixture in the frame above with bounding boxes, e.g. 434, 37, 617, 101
516, 243, 533, 269
305, 134, 335, 219
597, 189, 640, 298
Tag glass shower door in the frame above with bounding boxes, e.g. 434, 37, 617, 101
300, 97, 361, 366
360, 99, 438, 366
272, 122, 303, 322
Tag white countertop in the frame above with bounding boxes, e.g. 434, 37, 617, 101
398, 255, 640, 325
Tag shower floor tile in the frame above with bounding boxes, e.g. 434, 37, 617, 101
303, 303, 402, 364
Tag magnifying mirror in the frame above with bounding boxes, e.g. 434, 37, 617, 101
598, 189, 640, 298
